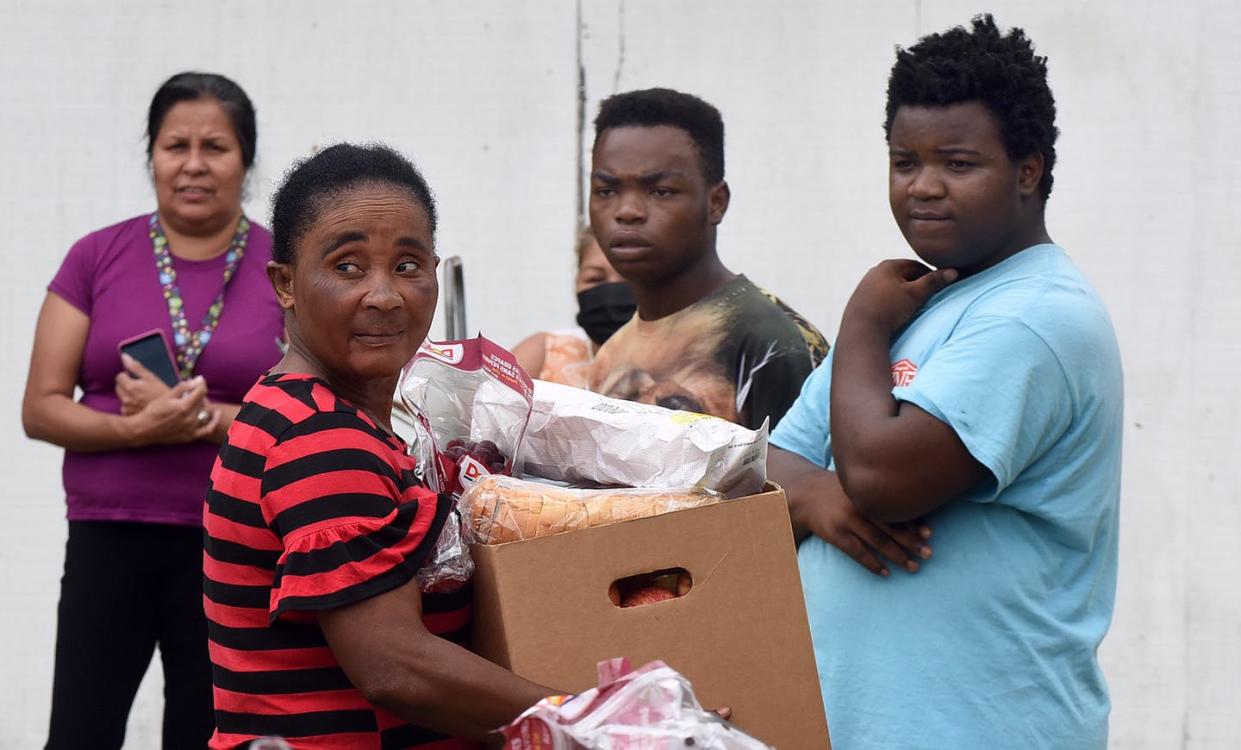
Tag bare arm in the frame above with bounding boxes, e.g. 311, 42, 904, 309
769, 446, 930, 576
830, 261, 989, 523
319, 577, 557, 739
22, 292, 218, 451
512, 332, 548, 379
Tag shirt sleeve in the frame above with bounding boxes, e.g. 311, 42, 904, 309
892, 315, 1074, 499
260, 412, 449, 621
769, 356, 832, 468
48, 233, 99, 315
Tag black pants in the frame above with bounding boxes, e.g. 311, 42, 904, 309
45, 521, 213, 750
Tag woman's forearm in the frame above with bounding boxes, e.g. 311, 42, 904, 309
368, 633, 554, 739
23, 393, 140, 452
23, 292, 144, 453
320, 579, 557, 739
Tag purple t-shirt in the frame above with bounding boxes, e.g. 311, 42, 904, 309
49, 214, 285, 526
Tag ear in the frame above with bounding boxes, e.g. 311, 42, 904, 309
1016, 153, 1045, 198
707, 180, 730, 226
267, 261, 295, 310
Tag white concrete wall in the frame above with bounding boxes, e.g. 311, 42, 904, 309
1, 1, 1237, 747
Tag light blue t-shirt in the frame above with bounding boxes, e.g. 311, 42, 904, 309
772, 245, 1123, 750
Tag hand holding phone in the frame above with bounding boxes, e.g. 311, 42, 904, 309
123, 376, 219, 446
116, 330, 181, 416
115, 329, 219, 443
118, 330, 179, 387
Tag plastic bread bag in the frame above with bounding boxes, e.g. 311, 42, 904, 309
398, 336, 535, 496
460, 474, 721, 545
522, 380, 768, 498
500, 658, 772, 750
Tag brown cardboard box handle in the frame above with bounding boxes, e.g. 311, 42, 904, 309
608, 567, 692, 607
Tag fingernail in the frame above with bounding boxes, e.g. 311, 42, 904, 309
920, 528, 933, 539
880, 568, 890, 577
905, 561, 919, 572
943, 269, 959, 282
920, 546, 933, 558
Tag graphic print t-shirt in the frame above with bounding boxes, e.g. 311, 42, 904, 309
587, 275, 827, 430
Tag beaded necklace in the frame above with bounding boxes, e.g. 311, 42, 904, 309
149, 212, 249, 379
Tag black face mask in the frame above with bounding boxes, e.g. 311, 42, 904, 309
575, 282, 636, 345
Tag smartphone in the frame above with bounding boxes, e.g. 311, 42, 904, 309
118, 329, 180, 387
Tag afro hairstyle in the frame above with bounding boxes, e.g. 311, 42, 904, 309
885, 14, 1059, 200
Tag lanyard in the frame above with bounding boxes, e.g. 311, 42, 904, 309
149, 213, 249, 379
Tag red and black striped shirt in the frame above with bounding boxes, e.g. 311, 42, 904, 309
203, 373, 476, 749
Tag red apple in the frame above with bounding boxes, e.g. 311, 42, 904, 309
620, 586, 676, 608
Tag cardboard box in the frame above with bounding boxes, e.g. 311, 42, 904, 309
470, 483, 830, 748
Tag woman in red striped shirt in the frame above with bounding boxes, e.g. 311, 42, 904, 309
202, 143, 555, 749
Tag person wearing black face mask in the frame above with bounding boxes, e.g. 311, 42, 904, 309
513, 225, 634, 387
575, 280, 636, 345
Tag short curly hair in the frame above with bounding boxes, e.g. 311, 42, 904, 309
270, 143, 437, 265
594, 88, 725, 184
884, 14, 1058, 200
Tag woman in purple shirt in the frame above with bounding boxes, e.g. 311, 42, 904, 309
21, 72, 284, 749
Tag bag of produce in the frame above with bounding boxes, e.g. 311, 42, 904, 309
398, 336, 535, 592
399, 336, 534, 495
522, 380, 768, 498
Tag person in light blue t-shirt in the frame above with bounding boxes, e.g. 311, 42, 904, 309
768, 15, 1123, 750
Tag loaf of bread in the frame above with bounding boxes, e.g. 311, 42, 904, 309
462, 475, 720, 544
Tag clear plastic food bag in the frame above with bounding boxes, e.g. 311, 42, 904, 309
501, 658, 772, 750
461, 474, 721, 545
399, 336, 535, 592
415, 505, 473, 593
399, 336, 534, 496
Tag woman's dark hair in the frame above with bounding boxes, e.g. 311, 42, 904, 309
270, 143, 438, 264
147, 72, 257, 168
884, 14, 1058, 200
594, 87, 725, 184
